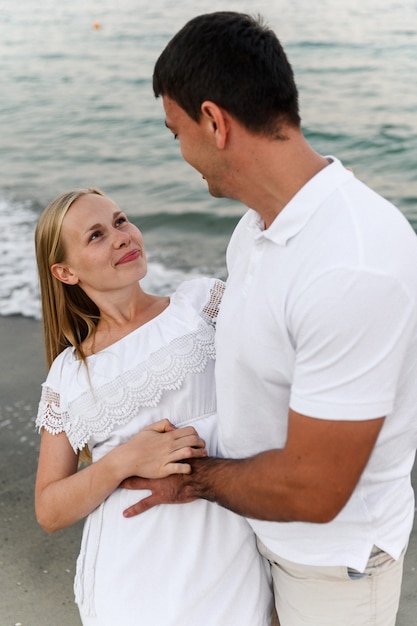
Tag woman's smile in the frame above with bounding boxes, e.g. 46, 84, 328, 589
116, 249, 141, 265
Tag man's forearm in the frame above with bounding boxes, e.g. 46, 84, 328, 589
185, 454, 285, 519
184, 451, 319, 522
122, 451, 304, 521
122, 412, 383, 521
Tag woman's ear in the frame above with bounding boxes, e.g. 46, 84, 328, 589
51, 263, 79, 285
200, 101, 229, 149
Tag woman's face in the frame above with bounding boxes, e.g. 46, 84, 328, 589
52, 193, 147, 298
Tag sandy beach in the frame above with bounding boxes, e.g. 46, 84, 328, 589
1, 315, 416, 625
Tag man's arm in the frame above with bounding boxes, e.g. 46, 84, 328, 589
122, 409, 384, 521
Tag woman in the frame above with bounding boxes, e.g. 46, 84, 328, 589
34, 188, 273, 625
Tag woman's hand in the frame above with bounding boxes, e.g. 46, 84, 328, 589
35, 420, 206, 533
118, 419, 207, 479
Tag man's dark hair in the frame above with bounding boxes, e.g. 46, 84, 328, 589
153, 11, 301, 138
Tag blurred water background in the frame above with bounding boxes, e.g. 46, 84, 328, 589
1, 0, 416, 318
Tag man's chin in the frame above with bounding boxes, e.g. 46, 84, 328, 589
206, 184, 225, 199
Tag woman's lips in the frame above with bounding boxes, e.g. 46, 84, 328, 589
116, 249, 140, 265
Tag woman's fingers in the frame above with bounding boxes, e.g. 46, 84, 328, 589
125, 422, 208, 478
170, 426, 206, 450
143, 422, 206, 450
143, 418, 176, 433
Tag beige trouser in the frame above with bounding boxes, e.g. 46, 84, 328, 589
258, 539, 405, 626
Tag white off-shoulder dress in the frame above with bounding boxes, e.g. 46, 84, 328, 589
36, 278, 273, 626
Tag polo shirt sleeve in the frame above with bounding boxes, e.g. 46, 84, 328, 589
289, 266, 415, 420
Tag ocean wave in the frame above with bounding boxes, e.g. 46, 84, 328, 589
0, 196, 40, 318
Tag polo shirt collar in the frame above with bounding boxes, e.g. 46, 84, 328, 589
252, 156, 353, 246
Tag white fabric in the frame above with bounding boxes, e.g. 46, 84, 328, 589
216, 157, 417, 572
36, 278, 273, 626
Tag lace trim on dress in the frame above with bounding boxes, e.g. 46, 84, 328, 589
201, 279, 225, 327
36, 280, 224, 452
36, 388, 64, 436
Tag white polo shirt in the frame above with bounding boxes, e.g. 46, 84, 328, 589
216, 157, 417, 571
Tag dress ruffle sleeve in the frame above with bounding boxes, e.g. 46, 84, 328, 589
36, 384, 65, 435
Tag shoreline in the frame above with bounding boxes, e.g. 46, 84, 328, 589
1, 315, 416, 625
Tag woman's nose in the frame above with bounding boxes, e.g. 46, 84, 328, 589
114, 229, 131, 248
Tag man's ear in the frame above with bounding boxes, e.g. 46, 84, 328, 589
51, 263, 79, 285
200, 101, 229, 149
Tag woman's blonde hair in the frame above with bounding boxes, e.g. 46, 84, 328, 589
35, 188, 105, 369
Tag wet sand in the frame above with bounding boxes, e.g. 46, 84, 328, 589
0, 316, 416, 625
0, 316, 82, 625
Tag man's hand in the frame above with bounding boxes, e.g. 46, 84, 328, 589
119, 410, 384, 523
121, 474, 195, 518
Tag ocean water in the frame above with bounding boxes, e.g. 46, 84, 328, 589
1, 0, 417, 318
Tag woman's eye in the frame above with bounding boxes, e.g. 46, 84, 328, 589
89, 231, 101, 241
115, 216, 127, 227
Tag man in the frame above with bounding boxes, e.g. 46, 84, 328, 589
123, 12, 417, 625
